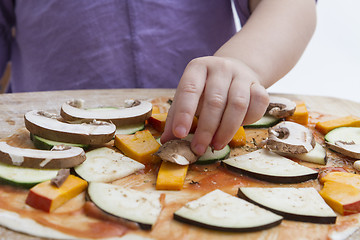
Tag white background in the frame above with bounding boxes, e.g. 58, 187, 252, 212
267, 0, 360, 103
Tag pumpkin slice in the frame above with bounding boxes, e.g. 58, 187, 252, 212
316, 115, 360, 135
286, 102, 309, 125
156, 161, 189, 190
26, 175, 88, 212
114, 130, 161, 164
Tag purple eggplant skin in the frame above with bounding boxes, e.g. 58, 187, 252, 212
223, 162, 318, 184
86, 192, 151, 231
173, 213, 282, 232
237, 188, 336, 224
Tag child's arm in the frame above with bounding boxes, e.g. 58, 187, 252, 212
161, 0, 317, 155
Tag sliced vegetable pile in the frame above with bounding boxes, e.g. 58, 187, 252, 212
1, 95, 360, 239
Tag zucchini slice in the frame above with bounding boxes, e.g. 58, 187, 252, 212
197, 145, 230, 165
0, 162, 58, 188
244, 115, 280, 128
222, 149, 318, 183
115, 123, 145, 135
325, 127, 360, 144
31, 134, 88, 150
174, 189, 282, 232
87, 182, 162, 230
75, 147, 145, 182
183, 134, 230, 164
238, 187, 337, 224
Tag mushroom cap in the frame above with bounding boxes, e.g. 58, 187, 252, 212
60, 99, 153, 127
267, 96, 296, 118
266, 121, 315, 154
326, 141, 360, 159
0, 141, 86, 169
155, 139, 198, 165
24, 110, 116, 145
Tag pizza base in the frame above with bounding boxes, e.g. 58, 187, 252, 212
0, 97, 360, 240
0, 208, 153, 240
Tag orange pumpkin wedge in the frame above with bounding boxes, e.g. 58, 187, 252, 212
25, 175, 88, 212
114, 130, 161, 164
315, 115, 360, 135
229, 126, 246, 147
286, 102, 309, 125
156, 161, 189, 190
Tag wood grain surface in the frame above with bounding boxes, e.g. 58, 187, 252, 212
0, 89, 359, 240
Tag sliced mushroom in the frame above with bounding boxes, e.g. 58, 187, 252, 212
266, 96, 296, 118
155, 140, 198, 165
51, 168, 71, 187
326, 141, 360, 159
24, 110, 116, 145
60, 99, 153, 127
0, 141, 85, 169
266, 121, 315, 154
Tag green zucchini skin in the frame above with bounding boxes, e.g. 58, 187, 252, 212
180, 134, 231, 165
195, 145, 231, 165
0, 162, 58, 188
114, 123, 145, 135
244, 115, 280, 128
31, 134, 88, 150
324, 127, 360, 144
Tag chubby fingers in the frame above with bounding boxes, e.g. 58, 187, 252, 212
210, 81, 269, 150
189, 61, 233, 155
242, 82, 269, 126
161, 59, 207, 143
208, 75, 251, 150
161, 57, 269, 156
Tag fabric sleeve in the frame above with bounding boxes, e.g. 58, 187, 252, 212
233, 0, 318, 27
0, 0, 14, 79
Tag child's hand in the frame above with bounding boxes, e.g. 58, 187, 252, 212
161, 56, 269, 155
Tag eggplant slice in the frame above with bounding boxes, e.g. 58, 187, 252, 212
238, 187, 337, 224
174, 189, 283, 232
222, 149, 318, 183
87, 182, 162, 230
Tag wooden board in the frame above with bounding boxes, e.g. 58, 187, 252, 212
0, 89, 359, 240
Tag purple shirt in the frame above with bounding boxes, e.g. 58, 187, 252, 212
0, 0, 250, 92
